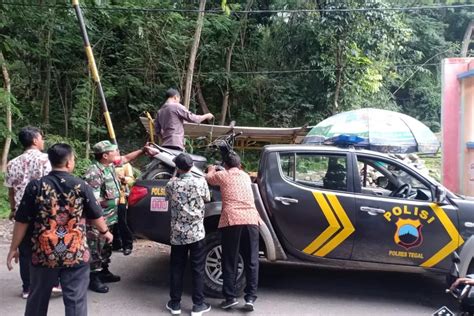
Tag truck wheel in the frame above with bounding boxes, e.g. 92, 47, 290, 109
203, 231, 245, 298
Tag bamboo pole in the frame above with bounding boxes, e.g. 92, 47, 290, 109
71, 0, 118, 146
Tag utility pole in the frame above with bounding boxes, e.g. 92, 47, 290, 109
71, 0, 118, 146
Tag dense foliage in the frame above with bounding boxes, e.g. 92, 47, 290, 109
0, 0, 473, 159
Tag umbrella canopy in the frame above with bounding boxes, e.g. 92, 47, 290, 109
303, 108, 440, 154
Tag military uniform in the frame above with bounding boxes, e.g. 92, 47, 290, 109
114, 163, 135, 254
84, 140, 122, 293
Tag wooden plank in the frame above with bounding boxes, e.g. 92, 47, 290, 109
140, 117, 311, 145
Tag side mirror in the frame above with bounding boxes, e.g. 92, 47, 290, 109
435, 186, 447, 204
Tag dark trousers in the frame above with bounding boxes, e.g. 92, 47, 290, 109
25, 263, 90, 316
170, 239, 206, 305
19, 238, 32, 292
221, 225, 259, 302
116, 203, 133, 250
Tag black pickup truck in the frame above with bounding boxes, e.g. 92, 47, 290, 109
128, 144, 474, 297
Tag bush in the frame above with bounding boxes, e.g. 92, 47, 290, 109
0, 173, 10, 219
44, 134, 92, 177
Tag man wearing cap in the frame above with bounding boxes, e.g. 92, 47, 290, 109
165, 153, 211, 316
84, 140, 145, 293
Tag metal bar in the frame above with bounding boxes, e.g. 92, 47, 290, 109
145, 111, 155, 143
72, 0, 118, 145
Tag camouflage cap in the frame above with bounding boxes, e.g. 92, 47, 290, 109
92, 140, 118, 154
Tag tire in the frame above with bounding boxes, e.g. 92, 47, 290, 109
143, 163, 174, 180
203, 231, 246, 298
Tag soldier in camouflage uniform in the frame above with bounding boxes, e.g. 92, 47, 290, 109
84, 140, 146, 293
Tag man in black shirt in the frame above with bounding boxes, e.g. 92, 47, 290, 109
6, 143, 113, 316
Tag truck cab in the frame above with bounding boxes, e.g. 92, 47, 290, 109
128, 144, 474, 297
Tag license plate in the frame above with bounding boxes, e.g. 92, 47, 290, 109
150, 196, 168, 212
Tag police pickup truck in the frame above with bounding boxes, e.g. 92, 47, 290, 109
127, 144, 474, 297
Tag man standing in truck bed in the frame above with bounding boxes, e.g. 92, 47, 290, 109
154, 88, 214, 151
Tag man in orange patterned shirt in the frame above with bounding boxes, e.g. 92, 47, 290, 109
206, 151, 260, 312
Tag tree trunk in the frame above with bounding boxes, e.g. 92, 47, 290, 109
220, 42, 235, 125
333, 44, 343, 114
220, 0, 254, 125
41, 25, 53, 126
54, 70, 69, 138
85, 74, 95, 159
183, 0, 206, 109
195, 81, 210, 114
461, 21, 474, 57
64, 83, 69, 138
0, 52, 12, 172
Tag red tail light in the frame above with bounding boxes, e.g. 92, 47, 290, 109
128, 186, 148, 207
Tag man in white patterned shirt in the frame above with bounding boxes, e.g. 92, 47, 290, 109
4, 127, 60, 299
165, 153, 211, 316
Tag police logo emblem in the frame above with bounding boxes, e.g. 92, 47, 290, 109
394, 218, 423, 250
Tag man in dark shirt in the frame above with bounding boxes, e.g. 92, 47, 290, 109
6, 143, 113, 316
154, 88, 214, 151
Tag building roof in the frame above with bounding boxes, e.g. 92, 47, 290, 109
457, 69, 474, 80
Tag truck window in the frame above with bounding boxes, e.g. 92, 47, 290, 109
279, 153, 348, 192
357, 156, 432, 201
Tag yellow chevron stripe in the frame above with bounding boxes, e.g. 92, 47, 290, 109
315, 194, 355, 256
420, 204, 464, 268
302, 192, 340, 254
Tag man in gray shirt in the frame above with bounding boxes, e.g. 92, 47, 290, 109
155, 88, 214, 151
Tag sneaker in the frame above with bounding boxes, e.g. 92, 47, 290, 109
244, 299, 255, 312
21, 291, 29, 299
191, 302, 211, 316
220, 298, 239, 310
51, 285, 63, 297
123, 248, 132, 256
166, 300, 181, 315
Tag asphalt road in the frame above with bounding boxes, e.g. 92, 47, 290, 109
0, 239, 459, 316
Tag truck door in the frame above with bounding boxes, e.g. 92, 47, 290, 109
261, 151, 356, 260
351, 154, 462, 270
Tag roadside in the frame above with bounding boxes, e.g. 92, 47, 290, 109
0, 219, 458, 316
